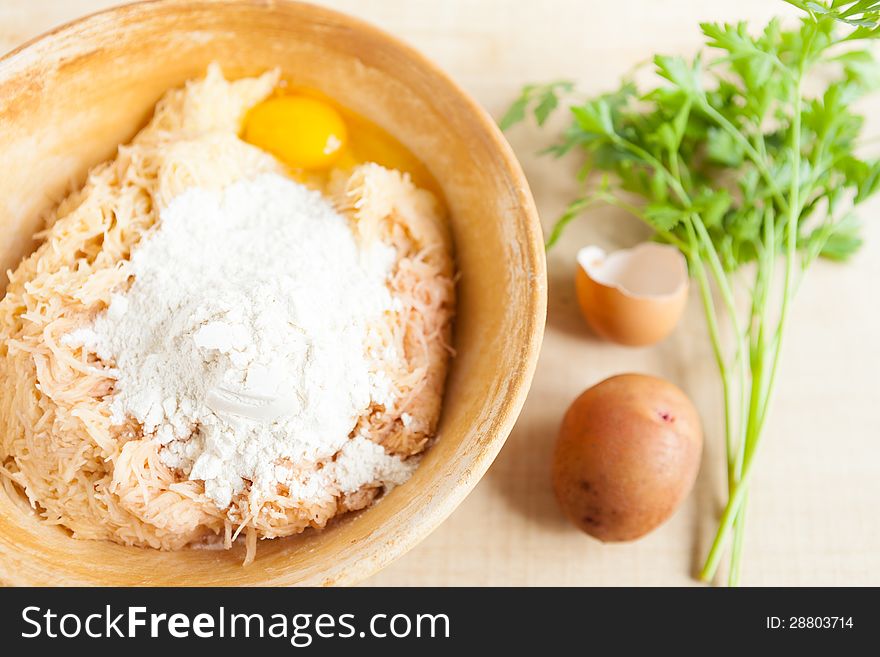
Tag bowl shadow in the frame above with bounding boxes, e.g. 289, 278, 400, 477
545, 257, 600, 342
481, 334, 576, 536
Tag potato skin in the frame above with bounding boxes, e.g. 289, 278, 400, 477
552, 374, 702, 541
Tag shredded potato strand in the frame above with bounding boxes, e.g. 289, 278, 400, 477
0, 66, 454, 563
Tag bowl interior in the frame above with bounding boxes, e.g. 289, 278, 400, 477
0, 0, 545, 586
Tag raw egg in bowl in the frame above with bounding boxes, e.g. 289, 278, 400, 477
0, 0, 545, 586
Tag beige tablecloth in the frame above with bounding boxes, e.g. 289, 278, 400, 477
2, 0, 878, 586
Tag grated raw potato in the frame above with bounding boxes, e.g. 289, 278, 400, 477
0, 65, 454, 563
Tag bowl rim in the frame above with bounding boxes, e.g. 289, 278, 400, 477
0, 0, 547, 586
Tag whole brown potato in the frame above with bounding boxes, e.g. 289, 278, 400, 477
552, 373, 702, 541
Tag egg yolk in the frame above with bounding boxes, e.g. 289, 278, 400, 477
243, 95, 347, 169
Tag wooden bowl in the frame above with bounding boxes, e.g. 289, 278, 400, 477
0, 1, 546, 585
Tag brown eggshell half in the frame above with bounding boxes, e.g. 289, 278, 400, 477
575, 243, 688, 347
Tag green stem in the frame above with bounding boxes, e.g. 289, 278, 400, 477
756, 74, 803, 432
684, 219, 735, 466
690, 220, 748, 382
727, 210, 775, 583
690, 216, 750, 495
602, 196, 691, 255
699, 102, 790, 215
611, 135, 692, 206
745, 209, 776, 464
701, 71, 805, 583
546, 191, 692, 255
545, 196, 603, 248
728, 497, 747, 586
700, 461, 753, 580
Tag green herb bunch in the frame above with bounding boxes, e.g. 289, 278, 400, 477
503, 0, 880, 585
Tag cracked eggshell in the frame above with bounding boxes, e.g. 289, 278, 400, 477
575, 243, 688, 347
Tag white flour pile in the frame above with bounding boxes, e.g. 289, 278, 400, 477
68, 172, 416, 510
0, 67, 455, 563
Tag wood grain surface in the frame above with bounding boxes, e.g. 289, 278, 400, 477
2, 0, 878, 586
